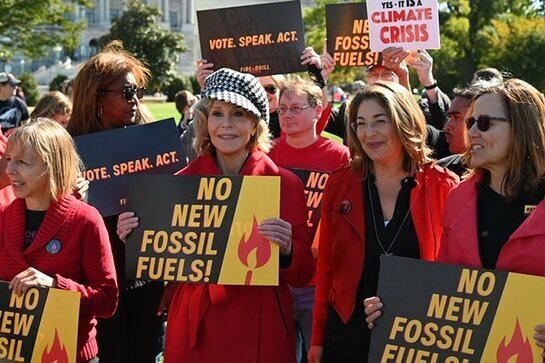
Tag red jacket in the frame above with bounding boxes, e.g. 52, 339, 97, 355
0, 130, 15, 206
312, 164, 458, 346
439, 175, 545, 276
0, 196, 118, 362
164, 150, 314, 363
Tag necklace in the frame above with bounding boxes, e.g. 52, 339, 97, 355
367, 176, 415, 256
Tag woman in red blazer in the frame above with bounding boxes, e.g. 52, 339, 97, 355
0, 119, 118, 362
438, 79, 545, 353
365, 79, 545, 356
118, 68, 314, 362
308, 82, 458, 362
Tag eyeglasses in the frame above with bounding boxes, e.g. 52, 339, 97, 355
100, 86, 145, 101
263, 84, 278, 95
466, 115, 510, 132
278, 104, 311, 115
350, 119, 391, 132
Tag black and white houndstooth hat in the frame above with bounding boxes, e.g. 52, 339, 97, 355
202, 68, 269, 124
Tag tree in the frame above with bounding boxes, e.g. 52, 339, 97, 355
99, 0, 187, 92
435, 0, 539, 92
19, 73, 40, 107
0, 0, 89, 60
479, 15, 545, 92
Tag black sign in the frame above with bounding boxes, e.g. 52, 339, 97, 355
125, 175, 281, 285
368, 256, 545, 362
74, 118, 186, 216
326, 2, 381, 67
197, 0, 306, 76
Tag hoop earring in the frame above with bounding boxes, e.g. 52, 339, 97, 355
97, 106, 103, 119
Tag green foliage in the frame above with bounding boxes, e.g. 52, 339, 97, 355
302, 0, 545, 95
99, 0, 187, 93
434, 0, 541, 93
163, 76, 192, 102
0, 0, 90, 60
19, 73, 40, 107
479, 15, 545, 92
49, 74, 68, 92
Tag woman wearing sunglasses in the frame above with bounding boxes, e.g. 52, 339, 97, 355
67, 41, 164, 363
365, 79, 545, 355
309, 82, 458, 363
440, 79, 545, 350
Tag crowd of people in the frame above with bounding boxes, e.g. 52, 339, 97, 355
0, 35, 545, 363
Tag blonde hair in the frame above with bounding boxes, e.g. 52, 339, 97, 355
7, 118, 83, 201
464, 79, 545, 199
193, 98, 272, 155
347, 81, 432, 175
67, 40, 151, 136
31, 91, 72, 121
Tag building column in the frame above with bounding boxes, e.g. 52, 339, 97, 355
98, 0, 105, 24
104, 0, 111, 25
163, 0, 170, 24
181, 0, 186, 25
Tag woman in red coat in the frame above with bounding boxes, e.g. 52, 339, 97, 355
438, 79, 545, 353
308, 82, 458, 362
0, 119, 118, 362
118, 68, 314, 362
365, 79, 545, 356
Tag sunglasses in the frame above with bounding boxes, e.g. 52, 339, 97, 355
100, 86, 145, 101
466, 115, 510, 132
263, 84, 278, 95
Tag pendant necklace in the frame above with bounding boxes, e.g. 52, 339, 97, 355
367, 177, 414, 257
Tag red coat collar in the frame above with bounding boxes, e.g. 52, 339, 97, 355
179, 150, 280, 176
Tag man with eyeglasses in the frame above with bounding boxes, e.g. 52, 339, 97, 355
268, 75, 349, 363
0, 73, 29, 133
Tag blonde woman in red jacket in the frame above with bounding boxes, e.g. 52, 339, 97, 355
308, 82, 458, 362
117, 68, 314, 362
0, 119, 118, 362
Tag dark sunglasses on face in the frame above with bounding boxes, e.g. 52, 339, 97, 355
100, 86, 145, 101
263, 84, 278, 95
466, 115, 510, 132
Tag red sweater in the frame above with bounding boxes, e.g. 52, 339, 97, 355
0, 196, 118, 362
268, 135, 349, 172
164, 150, 314, 363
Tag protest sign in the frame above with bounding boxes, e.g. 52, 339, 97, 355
0, 282, 79, 362
368, 256, 545, 362
197, 0, 306, 76
288, 168, 329, 245
366, 0, 440, 51
125, 175, 281, 286
326, 2, 380, 67
74, 118, 185, 216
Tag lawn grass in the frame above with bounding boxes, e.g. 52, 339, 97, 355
144, 102, 179, 123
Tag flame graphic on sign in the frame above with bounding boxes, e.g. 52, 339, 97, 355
497, 319, 533, 363
41, 329, 69, 363
237, 216, 271, 284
